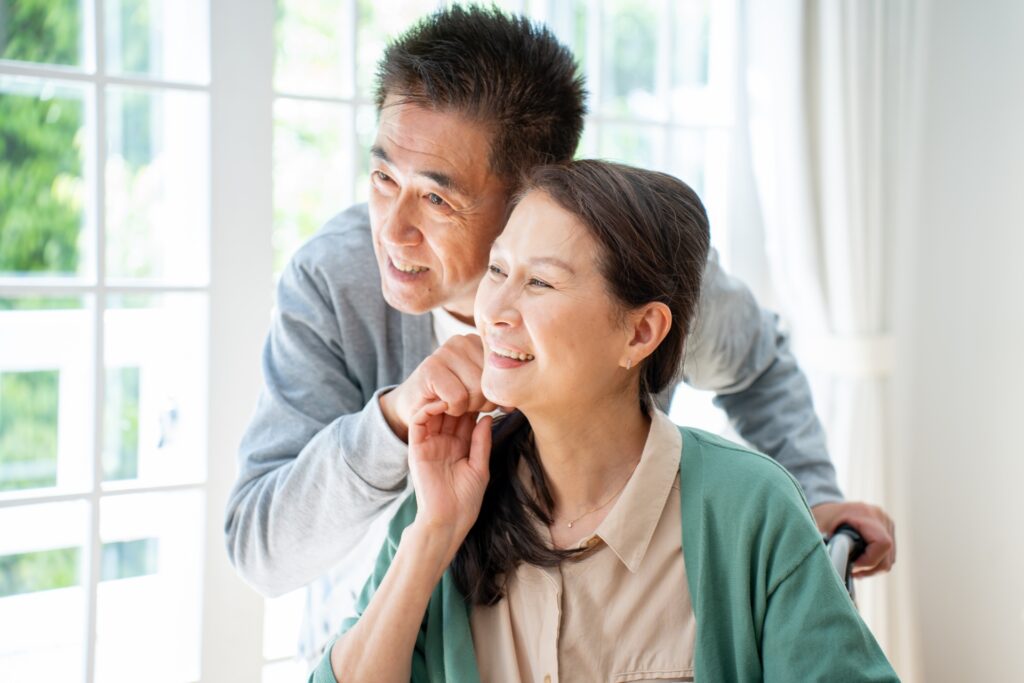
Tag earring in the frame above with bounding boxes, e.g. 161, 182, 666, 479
626, 358, 633, 370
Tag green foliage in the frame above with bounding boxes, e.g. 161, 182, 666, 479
103, 366, 140, 481
115, 0, 152, 75
0, 0, 86, 276
0, 89, 85, 275
0, 371, 59, 491
0, 546, 79, 597
0, 0, 81, 65
101, 538, 157, 581
0, 538, 159, 597
604, 1, 657, 111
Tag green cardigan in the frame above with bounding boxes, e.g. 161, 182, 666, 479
313, 428, 899, 682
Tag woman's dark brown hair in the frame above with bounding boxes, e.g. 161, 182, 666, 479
452, 160, 711, 605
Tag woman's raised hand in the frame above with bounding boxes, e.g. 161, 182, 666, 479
408, 401, 493, 558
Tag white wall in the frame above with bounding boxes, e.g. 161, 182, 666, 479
894, 0, 1024, 680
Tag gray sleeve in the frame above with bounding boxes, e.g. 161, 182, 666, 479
224, 248, 410, 597
682, 250, 844, 507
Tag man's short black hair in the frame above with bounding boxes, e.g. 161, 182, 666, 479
375, 4, 587, 185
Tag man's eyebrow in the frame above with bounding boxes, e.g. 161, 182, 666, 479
420, 170, 471, 197
369, 145, 471, 198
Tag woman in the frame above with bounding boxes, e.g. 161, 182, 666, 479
312, 161, 898, 682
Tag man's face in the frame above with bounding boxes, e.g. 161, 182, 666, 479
368, 98, 509, 322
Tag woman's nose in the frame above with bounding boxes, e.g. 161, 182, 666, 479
479, 281, 521, 328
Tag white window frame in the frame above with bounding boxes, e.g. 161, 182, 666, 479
0, 0, 270, 681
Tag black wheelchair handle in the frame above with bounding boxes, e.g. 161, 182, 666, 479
826, 523, 868, 601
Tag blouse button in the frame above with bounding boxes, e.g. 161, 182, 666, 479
544, 676, 552, 683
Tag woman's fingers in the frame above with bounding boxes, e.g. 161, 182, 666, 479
468, 415, 493, 477
410, 401, 448, 444
454, 412, 479, 444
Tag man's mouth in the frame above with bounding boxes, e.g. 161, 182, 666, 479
390, 257, 429, 274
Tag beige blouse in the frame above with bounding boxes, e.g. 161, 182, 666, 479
470, 410, 696, 683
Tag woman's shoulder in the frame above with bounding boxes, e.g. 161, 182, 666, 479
678, 427, 812, 515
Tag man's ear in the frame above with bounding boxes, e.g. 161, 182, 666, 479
620, 302, 672, 368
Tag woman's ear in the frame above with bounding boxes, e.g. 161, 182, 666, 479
621, 302, 672, 368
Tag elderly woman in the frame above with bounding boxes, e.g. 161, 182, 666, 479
311, 160, 898, 683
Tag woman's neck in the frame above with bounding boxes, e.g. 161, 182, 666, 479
522, 394, 652, 520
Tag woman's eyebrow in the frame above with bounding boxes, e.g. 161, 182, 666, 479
529, 256, 576, 275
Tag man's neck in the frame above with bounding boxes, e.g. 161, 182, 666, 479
440, 304, 474, 327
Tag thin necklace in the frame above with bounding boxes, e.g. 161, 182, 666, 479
554, 464, 637, 529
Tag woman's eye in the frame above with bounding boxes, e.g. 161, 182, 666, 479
488, 264, 506, 277
528, 278, 551, 289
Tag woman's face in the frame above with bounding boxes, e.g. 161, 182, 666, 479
475, 191, 632, 413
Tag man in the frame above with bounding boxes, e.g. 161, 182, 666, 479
225, 5, 895, 659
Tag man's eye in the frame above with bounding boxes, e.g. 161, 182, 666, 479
373, 171, 393, 183
528, 278, 551, 289
427, 193, 447, 207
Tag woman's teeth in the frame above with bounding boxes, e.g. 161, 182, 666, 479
493, 347, 535, 362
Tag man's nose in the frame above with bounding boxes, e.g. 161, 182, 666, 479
379, 193, 422, 247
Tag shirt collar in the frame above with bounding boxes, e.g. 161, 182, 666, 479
431, 306, 476, 346
591, 408, 682, 573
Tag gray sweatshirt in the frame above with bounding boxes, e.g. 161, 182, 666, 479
224, 203, 842, 656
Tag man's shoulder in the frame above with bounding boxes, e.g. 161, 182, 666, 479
282, 203, 388, 309
292, 203, 375, 277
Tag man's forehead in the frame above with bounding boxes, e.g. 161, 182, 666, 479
373, 101, 496, 194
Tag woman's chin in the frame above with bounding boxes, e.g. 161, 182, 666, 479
481, 377, 523, 411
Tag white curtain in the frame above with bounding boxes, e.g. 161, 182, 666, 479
741, 0, 922, 679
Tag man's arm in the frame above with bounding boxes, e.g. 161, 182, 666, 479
684, 250, 896, 573
683, 249, 842, 506
224, 235, 410, 597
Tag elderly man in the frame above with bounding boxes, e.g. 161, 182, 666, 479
225, 5, 895, 660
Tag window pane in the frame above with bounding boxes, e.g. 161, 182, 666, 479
0, 370, 59, 491
263, 589, 305, 659
0, 77, 92, 279
532, 0, 589, 72
94, 490, 203, 683
0, 296, 93, 495
353, 104, 375, 204
672, 0, 710, 89
600, 0, 661, 120
274, 98, 354, 274
103, 294, 206, 487
666, 128, 707, 197
105, 0, 210, 84
597, 123, 661, 169
263, 659, 311, 683
0, 0, 86, 67
356, 0, 439, 98
0, 501, 89, 682
275, 0, 354, 97
105, 86, 209, 284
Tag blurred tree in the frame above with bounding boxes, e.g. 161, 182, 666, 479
0, 1, 83, 496
0, 371, 59, 491
0, 0, 85, 276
